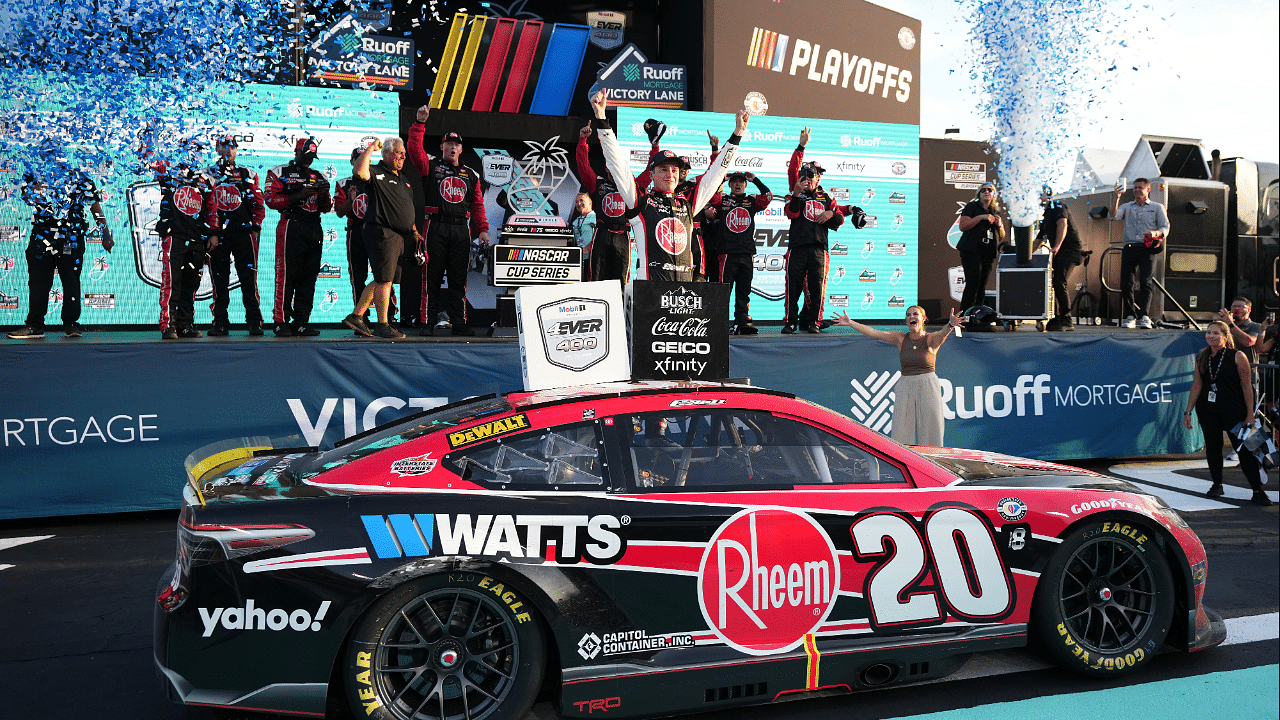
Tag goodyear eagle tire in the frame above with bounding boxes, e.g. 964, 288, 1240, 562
343, 572, 545, 720
1033, 520, 1174, 677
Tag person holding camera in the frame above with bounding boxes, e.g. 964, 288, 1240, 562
1111, 177, 1169, 329
265, 137, 331, 337
956, 182, 1005, 313
782, 128, 866, 334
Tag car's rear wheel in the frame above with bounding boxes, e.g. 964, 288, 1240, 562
1033, 521, 1174, 676
343, 573, 545, 720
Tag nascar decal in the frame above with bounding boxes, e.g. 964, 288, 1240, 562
697, 508, 840, 656
390, 453, 438, 477
447, 413, 531, 448
996, 497, 1027, 521
361, 513, 626, 564
850, 506, 1014, 629
537, 299, 611, 371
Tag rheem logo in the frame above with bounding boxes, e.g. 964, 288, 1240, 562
655, 217, 688, 254
725, 207, 751, 233
440, 176, 467, 203
174, 186, 203, 217
602, 192, 625, 218
803, 200, 826, 223
697, 508, 840, 655
215, 185, 242, 212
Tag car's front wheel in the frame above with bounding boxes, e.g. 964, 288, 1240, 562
1033, 520, 1174, 676
343, 573, 545, 720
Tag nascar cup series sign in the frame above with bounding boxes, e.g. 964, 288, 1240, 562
628, 281, 730, 381
516, 281, 630, 392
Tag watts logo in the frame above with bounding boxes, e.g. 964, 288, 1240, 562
447, 413, 530, 448
361, 513, 625, 564
746, 28, 913, 102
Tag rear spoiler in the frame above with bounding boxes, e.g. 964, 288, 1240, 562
183, 437, 274, 507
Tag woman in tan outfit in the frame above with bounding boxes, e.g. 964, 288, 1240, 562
830, 305, 965, 446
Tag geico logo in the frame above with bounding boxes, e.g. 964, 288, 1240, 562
698, 508, 838, 655
287, 396, 449, 446
549, 319, 603, 335
3, 414, 159, 447
651, 341, 711, 354
198, 600, 331, 637
363, 513, 626, 563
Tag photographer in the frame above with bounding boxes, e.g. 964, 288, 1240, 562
264, 137, 331, 337
956, 182, 1005, 313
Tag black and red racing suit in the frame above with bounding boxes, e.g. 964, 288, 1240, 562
208, 158, 265, 328
149, 161, 220, 331
710, 179, 772, 323
265, 161, 331, 329
408, 122, 489, 327
595, 119, 740, 282
783, 145, 845, 328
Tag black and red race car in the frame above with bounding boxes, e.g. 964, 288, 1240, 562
155, 380, 1225, 720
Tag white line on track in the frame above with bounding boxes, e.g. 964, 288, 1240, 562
1108, 461, 1277, 511
916, 613, 1277, 685
0, 535, 54, 570
0, 535, 54, 552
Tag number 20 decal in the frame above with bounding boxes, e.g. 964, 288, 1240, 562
850, 506, 1015, 629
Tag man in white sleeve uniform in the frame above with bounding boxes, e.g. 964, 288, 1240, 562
589, 90, 750, 282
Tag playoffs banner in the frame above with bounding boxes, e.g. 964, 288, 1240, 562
629, 280, 730, 381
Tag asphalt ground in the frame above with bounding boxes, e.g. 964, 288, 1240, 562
0, 459, 1274, 720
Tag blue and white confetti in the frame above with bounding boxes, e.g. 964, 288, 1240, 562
964, 0, 1149, 225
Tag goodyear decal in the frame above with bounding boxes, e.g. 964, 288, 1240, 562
447, 413, 531, 448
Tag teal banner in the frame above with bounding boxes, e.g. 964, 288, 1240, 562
0, 331, 1205, 519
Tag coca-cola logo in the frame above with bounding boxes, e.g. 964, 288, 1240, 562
173, 186, 203, 217
651, 316, 709, 336
440, 176, 467, 204
602, 192, 625, 218
655, 217, 687, 255
734, 157, 764, 168
726, 207, 751, 233
803, 200, 826, 223
215, 185, 242, 212
353, 193, 368, 220
698, 508, 840, 655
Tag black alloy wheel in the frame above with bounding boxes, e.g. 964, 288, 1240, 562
345, 574, 545, 720
1033, 521, 1174, 677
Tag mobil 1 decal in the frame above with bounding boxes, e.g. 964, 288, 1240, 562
698, 508, 840, 655
631, 281, 729, 381
538, 297, 611, 371
849, 504, 1015, 630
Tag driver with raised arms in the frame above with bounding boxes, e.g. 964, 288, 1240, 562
589, 90, 750, 282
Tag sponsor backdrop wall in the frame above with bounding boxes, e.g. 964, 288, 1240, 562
614, 107, 920, 320
0, 83, 398, 327
1, 332, 1205, 519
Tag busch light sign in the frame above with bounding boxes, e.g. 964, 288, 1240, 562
629, 280, 729, 381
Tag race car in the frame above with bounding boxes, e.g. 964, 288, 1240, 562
154, 380, 1225, 720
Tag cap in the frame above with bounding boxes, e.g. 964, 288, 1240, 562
647, 150, 690, 172
727, 171, 748, 183
295, 137, 319, 157
441, 132, 464, 146
216, 135, 238, 149
798, 161, 825, 178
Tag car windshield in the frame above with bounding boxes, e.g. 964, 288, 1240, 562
312, 395, 512, 472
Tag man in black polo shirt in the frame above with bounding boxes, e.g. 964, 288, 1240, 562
1040, 186, 1083, 331
344, 137, 419, 339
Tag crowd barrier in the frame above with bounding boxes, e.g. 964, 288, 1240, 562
1, 330, 1207, 519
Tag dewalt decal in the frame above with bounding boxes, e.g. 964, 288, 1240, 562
447, 413, 531, 449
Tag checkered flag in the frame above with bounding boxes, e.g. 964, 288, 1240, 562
850, 370, 900, 435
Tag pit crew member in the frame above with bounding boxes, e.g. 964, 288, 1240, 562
207, 136, 265, 336
710, 171, 771, 334
265, 137, 331, 337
